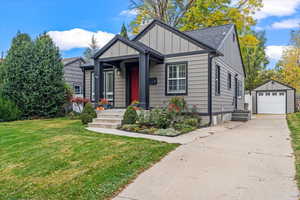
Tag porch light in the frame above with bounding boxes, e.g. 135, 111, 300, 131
116, 67, 122, 76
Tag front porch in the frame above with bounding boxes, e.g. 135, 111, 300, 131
93, 35, 164, 109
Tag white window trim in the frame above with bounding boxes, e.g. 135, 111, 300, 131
166, 63, 187, 95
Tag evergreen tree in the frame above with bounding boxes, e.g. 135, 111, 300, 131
2, 32, 34, 116
120, 23, 129, 39
2, 32, 66, 118
83, 35, 99, 61
31, 33, 66, 117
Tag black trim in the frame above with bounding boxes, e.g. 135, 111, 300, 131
139, 53, 150, 109
165, 62, 188, 96
165, 50, 213, 58
90, 71, 95, 102
227, 72, 232, 90
215, 65, 221, 96
80, 65, 94, 70
83, 70, 86, 98
132, 19, 220, 54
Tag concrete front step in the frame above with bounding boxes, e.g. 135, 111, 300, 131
93, 118, 122, 124
88, 122, 120, 129
231, 117, 249, 121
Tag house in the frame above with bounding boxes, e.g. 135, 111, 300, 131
251, 80, 296, 114
62, 57, 85, 97
81, 20, 245, 125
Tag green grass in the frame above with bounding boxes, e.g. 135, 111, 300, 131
287, 113, 300, 189
0, 118, 178, 200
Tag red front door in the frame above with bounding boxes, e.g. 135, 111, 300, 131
130, 66, 139, 103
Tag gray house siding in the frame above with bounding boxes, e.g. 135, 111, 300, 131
138, 24, 202, 55
114, 68, 126, 108
100, 41, 139, 59
64, 59, 84, 94
149, 53, 209, 112
84, 70, 93, 100
211, 58, 244, 113
252, 80, 295, 114
217, 27, 244, 76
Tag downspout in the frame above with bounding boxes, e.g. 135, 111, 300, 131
208, 53, 219, 126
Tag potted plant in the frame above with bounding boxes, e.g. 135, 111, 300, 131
131, 100, 141, 110
99, 98, 112, 110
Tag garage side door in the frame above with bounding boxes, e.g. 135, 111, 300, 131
257, 91, 286, 114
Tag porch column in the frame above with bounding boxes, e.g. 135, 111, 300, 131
95, 60, 104, 104
139, 53, 150, 109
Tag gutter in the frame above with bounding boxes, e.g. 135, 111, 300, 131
207, 53, 219, 126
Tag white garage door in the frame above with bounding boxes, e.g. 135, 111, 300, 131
257, 91, 286, 114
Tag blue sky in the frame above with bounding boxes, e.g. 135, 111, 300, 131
1, 0, 300, 69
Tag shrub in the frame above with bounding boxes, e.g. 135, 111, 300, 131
183, 118, 199, 127
149, 109, 171, 129
0, 97, 21, 122
168, 97, 187, 114
80, 113, 93, 125
122, 106, 138, 125
154, 128, 179, 136
80, 103, 96, 124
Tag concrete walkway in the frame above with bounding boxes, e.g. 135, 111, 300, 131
87, 122, 243, 144
113, 115, 299, 200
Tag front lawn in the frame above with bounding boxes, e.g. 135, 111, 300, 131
287, 113, 300, 189
0, 118, 178, 200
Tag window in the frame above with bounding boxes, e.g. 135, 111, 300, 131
104, 70, 114, 102
279, 92, 285, 96
227, 73, 232, 89
237, 80, 243, 98
91, 72, 95, 101
272, 92, 277, 96
74, 85, 81, 95
258, 93, 263, 96
266, 92, 270, 96
166, 62, 187, 95
215, 65, 221, 95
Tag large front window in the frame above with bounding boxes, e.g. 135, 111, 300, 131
166, 62, 187, 95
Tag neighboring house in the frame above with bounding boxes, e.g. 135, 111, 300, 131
62, 57, 85, 97
81, 20, 245, 124
251, 80, 296, 114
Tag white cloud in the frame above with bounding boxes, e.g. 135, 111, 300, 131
266, 45, 290, 60
271, 18, 300, 29
48, 28, 114, 51
255, 0, 300, 19
120, 9, 138, 17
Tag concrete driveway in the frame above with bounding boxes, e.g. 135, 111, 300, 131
113, 115, 299, 200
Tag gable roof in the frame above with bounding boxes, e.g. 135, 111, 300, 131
93, 34, 164, 60
254, 79, 296, 91
132, 19, 221, 55
62, 57, 85, 66
184, 24, 234, 50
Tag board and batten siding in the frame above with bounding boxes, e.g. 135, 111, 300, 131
138, 24, 202, 54
252, 81, 295, 113
211, 57, 245, 113
100, 41, 139, 59
149, 53, 209, 112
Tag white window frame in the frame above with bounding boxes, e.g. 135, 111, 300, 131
166, 62, 187, 95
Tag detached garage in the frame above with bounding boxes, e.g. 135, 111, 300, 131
252, 80, 296, 114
